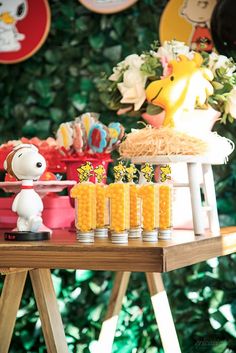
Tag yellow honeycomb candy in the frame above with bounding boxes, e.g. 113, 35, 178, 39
139, 184, 159, 231
159, 185, 172, 229
96, 184, 107, 229
130, 184, 141, 229
71, 183, 96, 232
107, 183, 130, 233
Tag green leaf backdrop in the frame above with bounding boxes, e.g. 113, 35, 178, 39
1, 1, 236, 352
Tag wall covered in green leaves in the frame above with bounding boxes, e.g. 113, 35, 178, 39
1, 0, 236, 352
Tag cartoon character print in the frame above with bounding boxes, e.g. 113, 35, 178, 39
113, 162, 126, 183
94, 165, 106, 183
0, 0, 28, 52
77, 162, 93, 183
160, 165, 172, 183
141, 163, 154, 183
126, 164, 138, 183
180, 0, 217, 52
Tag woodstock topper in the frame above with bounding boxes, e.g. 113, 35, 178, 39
3, 144, 50, 241
113, 162, 126, 183
126, 164, 138, 183
94, 165, 106, 183
141, 163, 154, 183
145, 53, 214, 128
77, 162, 93, 183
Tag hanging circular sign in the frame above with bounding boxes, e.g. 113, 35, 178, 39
0, 0, 50, 64
160, 0, 217, 52
79, 0, 137, 14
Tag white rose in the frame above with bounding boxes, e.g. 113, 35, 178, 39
208, 52, 236, 77
124, 54, 144, 70
117, 68, 147, 111
109, 54, 144, 81
154, 40, 193, 62
225, 88, 236, 118
109, 60, 126, 81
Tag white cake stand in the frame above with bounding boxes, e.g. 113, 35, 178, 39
124, 154, 224, 236
0, 180, 76, 198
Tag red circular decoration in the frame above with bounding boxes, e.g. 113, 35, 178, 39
0, 0, 50, 64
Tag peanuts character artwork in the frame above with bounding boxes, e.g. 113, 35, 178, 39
126, 164, 138, 183
141, 163, 154, 183
160, 165, 172, 183
94, 165, 106, 183
4, 144, 46, 233
0, 0, 28, 52
180, 0, 216, 51
113, 162, 126, 183
77, 162, 93, 183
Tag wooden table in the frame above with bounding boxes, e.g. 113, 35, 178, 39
1, 227, 236, 353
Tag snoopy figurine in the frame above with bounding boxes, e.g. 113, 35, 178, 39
0, 0, 28, 52
4, 144, 50, 241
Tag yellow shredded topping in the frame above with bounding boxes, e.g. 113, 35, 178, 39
119, 126, 207, 157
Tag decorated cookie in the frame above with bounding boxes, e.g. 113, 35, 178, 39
107, 122, 125, 150
80, 112, 99, 137
73, 120, 85, 153
88, 123, 108, 153
56, 122, 74, 150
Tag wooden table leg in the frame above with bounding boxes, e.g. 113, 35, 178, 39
202, 164, 220, 235
187, 162, 204, 235
29, 269, 69, 353
0, 271, 28, 353
146, 272, 181, 353
98, 272, 131, 353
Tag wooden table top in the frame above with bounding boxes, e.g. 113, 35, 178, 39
0, 227, 236, 273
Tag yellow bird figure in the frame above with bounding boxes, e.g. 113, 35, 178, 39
145, 53, 214, 128
77, 162, 93, 183
160, 165, 172, 183
113, 162, 126, 182
141, 163, 154, 183
126, 164, 138, 183
94, 165, 106, 183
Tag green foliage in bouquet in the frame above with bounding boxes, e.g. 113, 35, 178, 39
1, 1, 236, 353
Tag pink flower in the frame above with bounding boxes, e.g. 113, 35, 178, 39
160, 57, 173, 78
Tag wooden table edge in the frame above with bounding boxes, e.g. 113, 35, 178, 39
163, 228, 236, 272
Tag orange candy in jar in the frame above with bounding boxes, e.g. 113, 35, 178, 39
126, 164, 141, 239
158, 165, 173, 240
107, 163, 130, 243
94, 165, 109, 238
139, 163, 159, 242
70, 162, 96, 243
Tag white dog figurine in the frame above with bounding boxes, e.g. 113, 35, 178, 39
0, 0, 28, 52
4, 144, 46, 232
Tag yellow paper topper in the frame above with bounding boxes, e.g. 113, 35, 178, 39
160, 165, 172, 183
126, 163, 138, 183
94, 165, 106, 183
77, 162, 93, 182
141, 163, 154, 183
113, 162, 126, 182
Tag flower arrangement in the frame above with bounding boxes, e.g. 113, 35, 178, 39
98, 40, 236, 124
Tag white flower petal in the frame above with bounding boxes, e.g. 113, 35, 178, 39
226, 88, 236, 118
